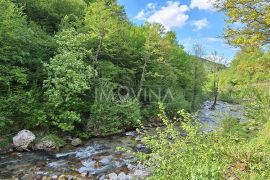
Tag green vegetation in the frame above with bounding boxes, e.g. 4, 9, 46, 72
138, 0, 270, 178
0, 0, 269, 179
35, 133, 66, 149
0, 0, 206, 136
215, 0, 270, 47
140, 85, 270, 179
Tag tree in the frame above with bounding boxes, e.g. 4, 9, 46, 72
216, 0, 270, 47
44, 51, 93, 132
207, 51, 226, 109
13, 0, 87, 34
0, 0, 53, 132
84, 0, 126, 67
43, 29, 93, 132
190, 44, 206, 111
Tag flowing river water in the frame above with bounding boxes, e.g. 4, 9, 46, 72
0, 101, 246, 180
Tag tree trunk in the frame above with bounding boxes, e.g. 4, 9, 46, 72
210, 80, 218, 110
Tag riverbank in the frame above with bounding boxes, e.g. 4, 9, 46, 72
0, 101, 246, 179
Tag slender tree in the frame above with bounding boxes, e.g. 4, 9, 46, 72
191, 44, 205, 110
208, 51, 226, 109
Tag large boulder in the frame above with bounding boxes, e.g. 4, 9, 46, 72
71, 138, 82, 146
13, 130, 35, 150
34, 139, 56, 151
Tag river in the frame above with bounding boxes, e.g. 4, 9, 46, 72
0, 101, 246, 180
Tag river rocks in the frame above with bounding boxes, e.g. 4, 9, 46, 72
133, 143, 148, 152
51, 175, 58, 180
105, 172, 132, 180
127, 163, 151, 178
58, 175, 66, 180
124, 131, 138, 137
42, 176, 52, 180
13, 129, 35, 150
35, 139, 56, 151
71, 138, 82, 147
103, 170, 147, 180
133, 169, 150, 177
80, 172, 88, 177
107, 173, 118, 179
94, 161, 102, 168
10, 152, 23, 158
118, 172, 132, 180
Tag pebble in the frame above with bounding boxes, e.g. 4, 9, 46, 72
81, 172, 87, 177
118, 172, 132, 180
58, 175, 66, 180
107, 173, 118, 180
51, 175, 58, 180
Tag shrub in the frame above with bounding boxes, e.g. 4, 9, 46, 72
87, 79, 141, 136
88, 98, 141, 136
139, 103, 231, 179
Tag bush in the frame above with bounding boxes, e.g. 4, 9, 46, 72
35, 133, 66, 148
139, 103, 231, 179
88, 98, 141, 136
86, 79, 141, 136
139, 86, 270, 179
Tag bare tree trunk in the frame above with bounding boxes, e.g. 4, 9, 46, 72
93, 29, 105, 81
211, 79, 218, 109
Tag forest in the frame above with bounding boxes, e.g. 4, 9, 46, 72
0, 0, 208, 136
0, 0, 269, 179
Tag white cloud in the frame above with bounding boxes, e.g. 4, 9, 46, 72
205, 54, 224, 63
204, 54, 229, 65
191, 18, 209, 31
205, 37, 222, 42
190, 0, 216, 11
135, 2, 156, 20
135, 10, 146, 20
134, 1, 189, 31
146, 2, 155, 9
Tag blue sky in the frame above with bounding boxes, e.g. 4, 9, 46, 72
117, 0, 238, 61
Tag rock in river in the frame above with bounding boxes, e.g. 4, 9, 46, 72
71, 138, 82, 147
35, 139, 56, 151
13, 129, 35, 150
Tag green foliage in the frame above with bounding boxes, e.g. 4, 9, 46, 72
194, 46, 270, 179
0, 0, 54, 133
44, 51, 93, 131
140, 93, 270, 179
35, 133, 66, 148
88, 80, 141, 135
140, 104, 230, 179
216, 0, 270, 47
13, 0, 87, 33
0, 0, 206, 136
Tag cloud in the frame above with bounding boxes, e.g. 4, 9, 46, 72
205, 54, 224, 63
135, 2, 156, 20
191, 18, 209, 31
190, 0, 216, 11
134, 1, 189, 31
135, 10, 146, 20
146, 2, 155, 9
204, 54, 229, 65
205, 37, 222, 42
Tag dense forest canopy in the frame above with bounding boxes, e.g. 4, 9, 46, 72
0, 0, 208, 135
